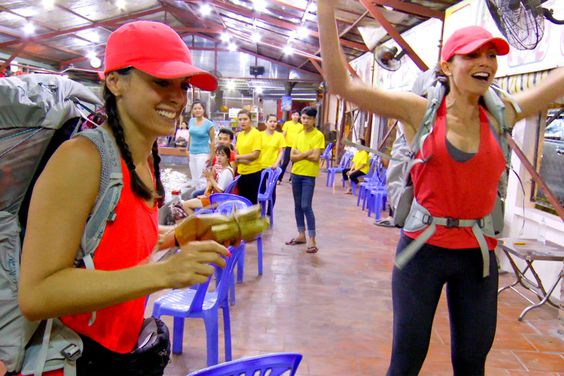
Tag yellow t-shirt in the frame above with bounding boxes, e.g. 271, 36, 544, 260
236, 127, 262, 175
291, 128, 325, 177
352, 150, 370, 174
260, 131, 287, 169
282, 120, 303, 146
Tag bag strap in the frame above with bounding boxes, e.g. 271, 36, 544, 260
72, 127, 123, 325
411, 81, 446, 157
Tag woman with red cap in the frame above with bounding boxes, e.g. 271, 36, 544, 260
18, 21, 228, 375
319, 2, 564, 374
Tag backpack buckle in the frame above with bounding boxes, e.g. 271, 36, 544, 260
61, 344, 82, 362
445, 217, 459, 228
421, 214, 432, 225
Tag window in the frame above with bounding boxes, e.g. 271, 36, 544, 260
534, 108, 564, 213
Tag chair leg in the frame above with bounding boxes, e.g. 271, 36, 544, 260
236, 247, 245, 283
257, 235, 263, 276
222, 305, 232, 362
204, 311, 219, 366
229, 273, 236, 306
172, 316, 185, 354
357, 186, 364, 206
269, 199, 274, 227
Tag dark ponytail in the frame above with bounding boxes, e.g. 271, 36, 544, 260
103, 68, 163, 206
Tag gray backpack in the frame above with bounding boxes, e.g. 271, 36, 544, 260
0, 74, 123, 375
386, 72, 515, 277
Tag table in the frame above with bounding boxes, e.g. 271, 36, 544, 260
497, 238, 564, 321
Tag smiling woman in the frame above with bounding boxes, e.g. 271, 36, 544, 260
18, 21, 228, 376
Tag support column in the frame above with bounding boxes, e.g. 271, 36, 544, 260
283, 81, 297, 121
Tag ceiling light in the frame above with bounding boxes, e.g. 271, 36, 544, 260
115, 0, 126, 10
42, 0, 55, 10
226, 81, 236, 91
220, 32, 231, 43
89, 57, 102, 69
228, 42, 237, 52
383, 5, 393, 11
23, 22, 35, 35
86, 51, 97, 59
200, 4, 212, 16
252, 0, 267, 13
251, 33, 261, 43
283, 45, 294, 55
255, 87, 263, 94
10, 61, 19, 73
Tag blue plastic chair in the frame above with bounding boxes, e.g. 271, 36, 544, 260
320, 142, 334, 169
223, 174, 240, 194
187, 352, 303, 376
152, 244, 243, 367
325, 152, 353, 187
354, 156, 379, 202
209, 192, 252, 207
257, 167, 282, 227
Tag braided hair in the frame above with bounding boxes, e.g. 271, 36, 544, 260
103, 68, 165, 207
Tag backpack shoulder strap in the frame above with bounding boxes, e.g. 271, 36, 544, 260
411, 80, 446, 156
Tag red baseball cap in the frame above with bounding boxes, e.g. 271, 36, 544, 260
101, 21, 217, 91
441, 26, 510, 62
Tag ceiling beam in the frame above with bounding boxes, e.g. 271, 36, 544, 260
208, 0, 367, 51
0, 41, 29, 71
308, 58, 323, 76
359, 0, 428, 71
0, 7, 164, 49
368, 0, 444, 20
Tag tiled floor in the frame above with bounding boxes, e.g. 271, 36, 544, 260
150, 174, 564, 375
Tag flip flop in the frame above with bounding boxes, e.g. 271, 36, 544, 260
306, 246, 319, 254
285, 238, 306, 245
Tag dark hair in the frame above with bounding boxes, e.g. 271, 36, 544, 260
218, 127, 234, 140
216, 144, 231, 160
237, 109, 251, 119
190, 100, 208, 118
359, 139, 366, 146
266, 114, 277, 122
103, 68, 164, 207
301, 106, 317, 118
291, 110, 300, 115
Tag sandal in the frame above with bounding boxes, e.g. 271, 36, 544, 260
285, 238, 306, 245
306, 246, 319, 254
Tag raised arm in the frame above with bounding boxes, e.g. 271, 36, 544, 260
19, 138, 227, 321
509, 66, 564, 125
317, 0, 427, 133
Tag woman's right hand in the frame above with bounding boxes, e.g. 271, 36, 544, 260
161, 240, 229, 288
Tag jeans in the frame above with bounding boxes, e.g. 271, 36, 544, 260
387, 234, 498, 376
278, 147, 292, 182
291, 174, 316, 237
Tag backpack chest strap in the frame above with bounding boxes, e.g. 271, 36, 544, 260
396, 201, 492, 278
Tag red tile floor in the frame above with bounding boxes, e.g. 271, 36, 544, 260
149, 174, 564, 375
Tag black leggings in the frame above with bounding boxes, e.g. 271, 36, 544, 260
237, 170, 262, 204
342, 169, 365, 185
387, 234, 498, 376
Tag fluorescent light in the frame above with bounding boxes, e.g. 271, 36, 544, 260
200, 4, 212, 16
383, 5, 393, 11
23, 22, 35, 35
89, 57, 102, 68
252, 0, 267, 13
283, 45, 294, 55
251, 33, 261, 43
255, 87, 263, 94
226, 81, 236, 90
220, 32, 231, 42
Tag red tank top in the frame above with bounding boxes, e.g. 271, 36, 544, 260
403, 100, 505, 250
60, 160, 158, 353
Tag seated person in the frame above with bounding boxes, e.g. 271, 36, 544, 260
342, 139, 370, 194
191, 127, 237, 198
181, 144, 234, 215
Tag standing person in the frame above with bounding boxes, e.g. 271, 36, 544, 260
342, 139, 370, 194
279, 110, 303, 183
234, 109, 262, 204
319, 2, 564, 374
260, 114, 286, 212
187, 100, 215, 189
18, 21, 228, 375
284, 107, 325, 254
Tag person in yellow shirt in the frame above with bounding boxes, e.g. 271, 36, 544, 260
342, 139, 370, 194
260, 114, 287, 213
279, 110, 303, 183
284, 107, 325, 254
235, 109, 262, 204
